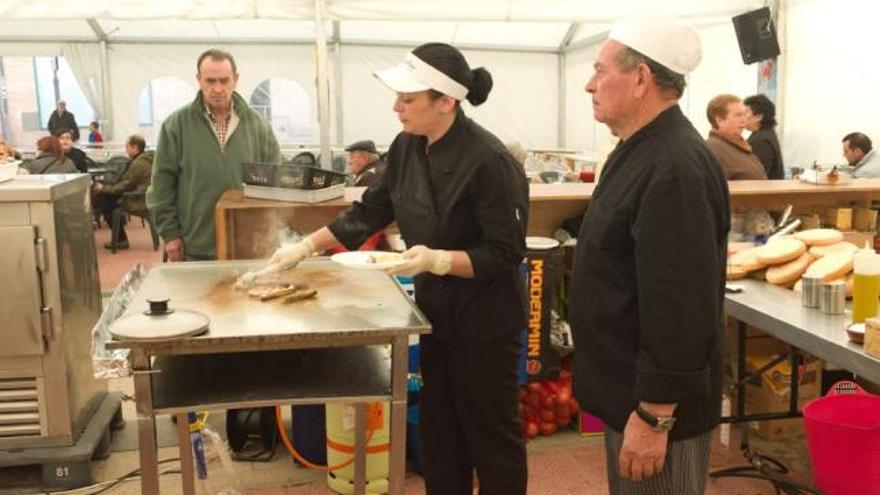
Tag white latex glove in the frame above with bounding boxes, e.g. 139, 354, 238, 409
387, 245, 452, 277
237, 238, 316, 288
268, 238, 316, 271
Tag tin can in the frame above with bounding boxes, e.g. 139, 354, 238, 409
802, 275, 822, 308
819, 281, 846, 314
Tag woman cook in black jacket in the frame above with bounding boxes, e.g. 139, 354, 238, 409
267, 43, 530, 494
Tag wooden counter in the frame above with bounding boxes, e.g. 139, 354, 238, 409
216, 180, 880, 259
727, 179, 880, 210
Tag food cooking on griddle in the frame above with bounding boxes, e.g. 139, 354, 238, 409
366, 252, 403, 264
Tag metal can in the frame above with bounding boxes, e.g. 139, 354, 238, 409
819, 280, 846, 314
802, 275, 822, 308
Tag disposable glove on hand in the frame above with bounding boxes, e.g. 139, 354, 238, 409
268, 238, 316, 270
387, 245, 452, 277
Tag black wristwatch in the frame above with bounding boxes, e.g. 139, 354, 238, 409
635, 405, 676, 432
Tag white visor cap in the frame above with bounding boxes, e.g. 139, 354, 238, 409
608, 16, 702, 75
373, 52, 469, 101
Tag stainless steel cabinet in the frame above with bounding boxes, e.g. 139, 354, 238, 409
0, 174, 104, 448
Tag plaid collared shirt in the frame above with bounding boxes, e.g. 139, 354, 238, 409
204, 101, 238, 150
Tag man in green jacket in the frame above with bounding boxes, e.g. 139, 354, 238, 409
147, 49, 280, 261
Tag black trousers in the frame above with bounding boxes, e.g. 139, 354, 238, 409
419, 332, 527, 495
94, 192, 127, 241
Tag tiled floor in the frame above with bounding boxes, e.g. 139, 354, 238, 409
84, 225, 818, 494
85, 415, 811, 495
94, 218, 164, 292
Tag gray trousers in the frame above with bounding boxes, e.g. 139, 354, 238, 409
604, 426, 712, 495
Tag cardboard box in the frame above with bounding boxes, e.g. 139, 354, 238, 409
865, 317, 880, 359
795, 213, 821, 230
743, 339, 823, 440
723, 334, 822, 440
724, 318, 773, 369
842, 230, 875, 250
821, 207, 852, 230
852, 207, 879, 233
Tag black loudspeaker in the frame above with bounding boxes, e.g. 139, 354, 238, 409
732, 7, 781, 64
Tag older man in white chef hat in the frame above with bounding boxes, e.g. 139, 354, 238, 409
568, 17, 730, 494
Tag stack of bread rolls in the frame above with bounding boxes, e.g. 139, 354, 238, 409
727, 229, 857, 297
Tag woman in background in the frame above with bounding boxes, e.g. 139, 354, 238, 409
706, 94, 767, 180
56, 128, 91, 172
0, 140, 16, 162
25, 136, 76, 174
744, 93, 784, 179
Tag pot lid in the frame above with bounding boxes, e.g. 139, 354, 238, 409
110, 298, 209, 341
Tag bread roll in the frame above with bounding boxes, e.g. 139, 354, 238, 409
727, 264, 749, 280
809, 241, 858, 259
756, 238, 807, 265
728, 242, 757, 257
766, 252, 813, 285
728, 246, 765, 271
794, 228, 844, 246
805, 251, 854, 282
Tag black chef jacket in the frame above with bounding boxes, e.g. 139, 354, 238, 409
570, 105, 730, 441
328, 112, 529, 341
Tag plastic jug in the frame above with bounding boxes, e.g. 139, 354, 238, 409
851, 244, 880, 323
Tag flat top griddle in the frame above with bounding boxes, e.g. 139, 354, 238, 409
107, 259, 430, 353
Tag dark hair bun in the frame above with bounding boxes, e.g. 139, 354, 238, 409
467, 67, 493, 106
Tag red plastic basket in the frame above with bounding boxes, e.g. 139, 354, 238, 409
803, 381, 880, 495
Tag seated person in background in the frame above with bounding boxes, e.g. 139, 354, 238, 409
55, 128, 91, 173
843, 132, 879, 178
289, 151, 317, 167
93, 135, 153, 250
345, 139, 384, 187
706, 94, 767, 180
24, 136, 76, 174
744, 93, 784, 179
0, 140, 16, 162
87, 121, 104, 147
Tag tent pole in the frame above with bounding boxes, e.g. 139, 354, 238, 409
333, 20, 344, 148
314, 0, 331, 169
558, 23, 578, 149
87, 18, 112, 138
772, 0, 787, 146
100, 39, 112, 141
558, 52, 566, 149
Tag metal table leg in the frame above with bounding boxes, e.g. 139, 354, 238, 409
389, 335, 409, 495
176, 412, 196, 495
711, 320, 822, 494
131, 349, 160, 495
354, 403, 367, 495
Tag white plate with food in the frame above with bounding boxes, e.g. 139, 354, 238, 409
330, 251, 406, 270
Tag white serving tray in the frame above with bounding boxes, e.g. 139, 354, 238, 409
243, 183, 344, 203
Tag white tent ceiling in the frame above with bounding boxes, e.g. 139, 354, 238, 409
0, 0, 765, 48
13, 0, 855, 168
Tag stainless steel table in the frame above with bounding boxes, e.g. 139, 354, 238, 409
726, 279, 880, 383
713, 279, 878, 494
107, 260, 431, 495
